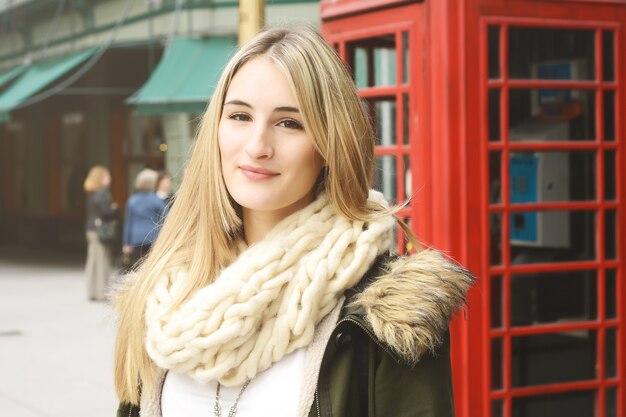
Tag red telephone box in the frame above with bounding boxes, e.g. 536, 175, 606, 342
322, 1, 625, 417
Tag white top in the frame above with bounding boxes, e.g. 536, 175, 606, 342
161, 348, 307, 417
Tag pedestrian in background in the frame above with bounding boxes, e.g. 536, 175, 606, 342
83, 165, 118, 302
122, 168, 166, 267
155, 170, 173, 206
115, 27, 474, 417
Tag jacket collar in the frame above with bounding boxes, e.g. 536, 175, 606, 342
343, 249, 475, 365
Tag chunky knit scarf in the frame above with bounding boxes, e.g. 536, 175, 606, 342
145, 190, 394, 386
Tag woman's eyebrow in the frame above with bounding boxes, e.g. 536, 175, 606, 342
274, 106, 299, 113
223, 99, 252, 108
223, 100, 299, 114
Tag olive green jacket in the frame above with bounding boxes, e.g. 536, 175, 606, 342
117, 250, 474, 417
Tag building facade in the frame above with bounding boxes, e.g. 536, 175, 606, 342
0, 0, 317, 248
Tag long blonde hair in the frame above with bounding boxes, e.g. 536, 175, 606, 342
114, 26, 412, 404
83, 166, 109, 192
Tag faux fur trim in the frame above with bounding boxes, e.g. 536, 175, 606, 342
351, 249, 475, 365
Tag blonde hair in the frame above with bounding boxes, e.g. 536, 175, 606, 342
133, 168, 158, 192
114, 26, 414, 404
83, 165, 109, 192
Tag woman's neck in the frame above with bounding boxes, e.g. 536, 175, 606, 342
242, 210, 283, 245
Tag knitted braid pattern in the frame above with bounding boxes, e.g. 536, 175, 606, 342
145, 190, 394, 386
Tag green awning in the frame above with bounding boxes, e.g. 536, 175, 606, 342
128, 37, 237, 114
0, 48, 97, 123
0, 66, 26, 89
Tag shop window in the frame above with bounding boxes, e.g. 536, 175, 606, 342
125, 115, 166, 195
0, 123, 26, 213
59, 113, 86, 215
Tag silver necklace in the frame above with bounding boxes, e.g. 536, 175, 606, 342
214, 380, 251, 417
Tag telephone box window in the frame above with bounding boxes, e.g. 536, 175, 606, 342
603, 31, 615, 82
489, 89, 501, 141
489, 25, 501, 79
491, 275, 503, 328
491, 337, 504, 389
604, 150, 616, 200
512, 331, 597, 387
508, 27, 595, 80
510, 270, 597, 326
603, 90, 615, 141
510, 210, 596, 265
509, 89, 595, 142
606, 269, 617, 319
512, 390, 594, 417
605, 327, 617, 378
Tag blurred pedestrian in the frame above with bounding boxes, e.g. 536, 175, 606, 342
83, 165, 118, 302
122, 168, 166, 267
155, 170, 173, 206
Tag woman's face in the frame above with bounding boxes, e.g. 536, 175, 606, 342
101, 172, 111, 188
218, 56, 324, 220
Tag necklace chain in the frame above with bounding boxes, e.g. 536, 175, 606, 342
214, 380, 251, 417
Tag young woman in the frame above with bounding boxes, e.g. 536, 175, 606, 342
114, 27, 474, 417
83, 165, 118, 301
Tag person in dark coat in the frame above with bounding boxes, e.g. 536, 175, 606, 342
122, 168, 167, 267
83, 165, 118, 301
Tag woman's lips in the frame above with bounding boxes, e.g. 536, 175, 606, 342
239, 165, 279, 181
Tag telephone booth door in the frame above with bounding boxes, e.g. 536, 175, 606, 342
473, 4, 626, 417
324, 1, 625, 417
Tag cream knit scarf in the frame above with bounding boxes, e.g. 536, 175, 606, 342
145, 190, 394, 387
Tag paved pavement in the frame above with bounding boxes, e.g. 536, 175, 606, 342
0, 246, 119, 417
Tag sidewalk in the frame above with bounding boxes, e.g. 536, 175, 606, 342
0, 246, 118, 417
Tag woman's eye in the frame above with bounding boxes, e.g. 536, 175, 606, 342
278, 119, 303, 130
229, 113, 251, 122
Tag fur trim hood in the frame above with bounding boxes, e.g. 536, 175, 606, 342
349, 249, 475, 365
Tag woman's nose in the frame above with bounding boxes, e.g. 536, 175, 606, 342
244, 123, 274, 159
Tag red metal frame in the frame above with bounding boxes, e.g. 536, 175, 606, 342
480, 16, 623, 417
323, 3, 428, 252
323, 1, 626, 416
